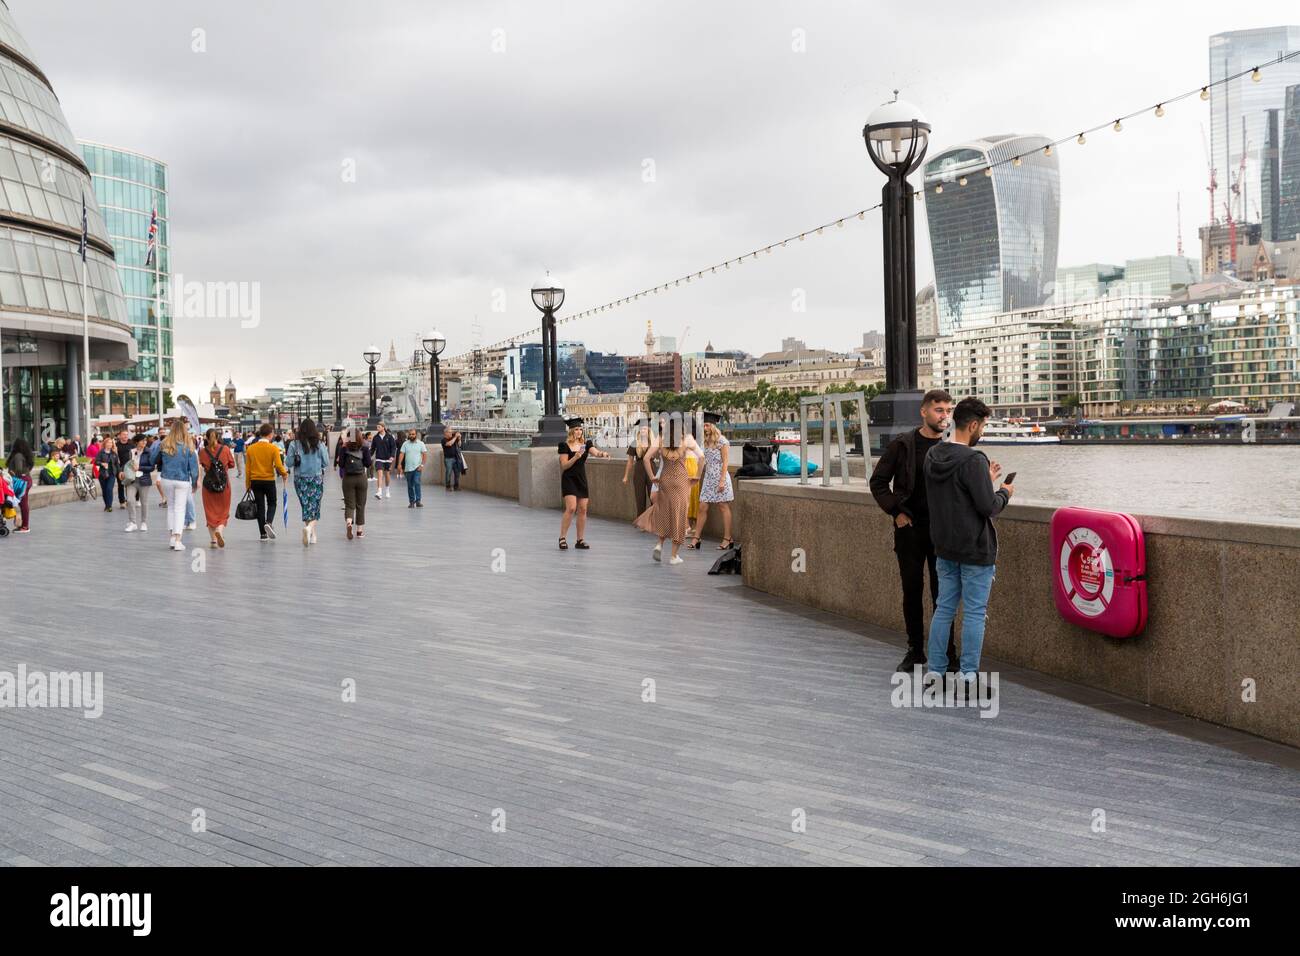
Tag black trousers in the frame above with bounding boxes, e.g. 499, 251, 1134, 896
251, 479, 277, 534
894, 520, 956, 658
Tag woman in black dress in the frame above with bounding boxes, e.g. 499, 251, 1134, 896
621, 420, 652, 516
558, 417, 610, 550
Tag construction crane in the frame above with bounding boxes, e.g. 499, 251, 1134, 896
1176, 193, 1183, 257
677, 325, 691, 354
1200, 125, 1217, 227
1226, 138, 1250, 274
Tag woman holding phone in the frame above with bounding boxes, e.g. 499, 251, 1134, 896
558, 417, 609, 550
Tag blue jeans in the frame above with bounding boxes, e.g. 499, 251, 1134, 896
927, 558, 996, 674
443, 457, 461, 488
405, 469, 422, 503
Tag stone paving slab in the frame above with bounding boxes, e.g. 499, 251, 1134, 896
1, 486, 1298, 866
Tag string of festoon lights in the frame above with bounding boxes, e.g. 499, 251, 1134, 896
446, 49, 1300, 364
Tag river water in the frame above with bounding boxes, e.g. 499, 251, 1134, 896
730, 442, 1300, 523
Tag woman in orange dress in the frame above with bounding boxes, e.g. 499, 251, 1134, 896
198, 428, 236, 548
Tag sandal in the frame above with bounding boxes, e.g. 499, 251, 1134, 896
575, 539, 589, 550
558, 537, 568, 550
717, 538, 734, 549
686, 538, 701, 549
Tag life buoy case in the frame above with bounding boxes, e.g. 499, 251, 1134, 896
1050, 507, 1147, 638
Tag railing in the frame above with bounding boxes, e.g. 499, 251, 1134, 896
799, 391, 869, 486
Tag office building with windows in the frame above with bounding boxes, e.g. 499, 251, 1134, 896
923, 133, 1061, 334
79, 142, 170, 422
1208, 27, 1300, 242
0, 1, 131, 449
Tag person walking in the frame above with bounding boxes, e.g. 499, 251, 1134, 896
233, 432, 247, 478
5, 437, 33, 533
122, 433, 148, 532
157, 419, 199, 552
441, 425, 464, 491
113, 429, 132, 510
371, 422, 397, 499
556, 417, 609, 550
287, 417, 330, 546
691, 413, 734, 550
244, 422, 288, 541
85, 434, 102, 465
870, 388, 959, 673
622, 420, 652, 516
93, 440, 120, 512
633, 416, 701, 563
337, 427, 372, 538
198, 428, 236, 548
923, 397, 1014, 682
397, 428, 428, 508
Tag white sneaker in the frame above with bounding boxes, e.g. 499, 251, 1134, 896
185, 521, 196, 530
669, 555, 684, 565
123, 523, 137, 533
302, 527, 310, 547
309, 526, 317, 544
265, 524, 277, 540
139, 522, 148, 532
652, 545, 662, 562
384, 488, 391, 498
375, 491, 383, 499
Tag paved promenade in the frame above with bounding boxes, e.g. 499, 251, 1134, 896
3, 486, 1299, 866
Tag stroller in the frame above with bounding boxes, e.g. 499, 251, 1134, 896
0, 469, 24, 536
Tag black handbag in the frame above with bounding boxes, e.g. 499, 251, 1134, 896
235, 489, 258, 520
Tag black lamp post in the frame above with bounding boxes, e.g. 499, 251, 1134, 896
270, 402, 279, 431
530, 272, 567, 446
312, 376, 326, 424
422, 329, 447, 440
363, 344, 381, 428
330, 364, 346, 427
863, 91, 930, 455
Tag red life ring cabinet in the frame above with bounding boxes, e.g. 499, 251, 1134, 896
1050, 507, 1147, 638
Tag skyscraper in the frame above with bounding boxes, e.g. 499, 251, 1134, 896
923, 134, 1061, 334
1281, 84, 1300, 242
79, 143, 171, 421
1208, 27, 1300, 240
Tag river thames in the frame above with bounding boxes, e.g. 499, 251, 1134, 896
744, 443, 1300, 522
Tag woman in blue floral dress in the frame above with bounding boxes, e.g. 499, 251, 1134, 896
693, 415, 734, 549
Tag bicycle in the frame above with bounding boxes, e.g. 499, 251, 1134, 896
69, 463, 98, 501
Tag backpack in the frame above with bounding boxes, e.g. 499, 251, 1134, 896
122, 455, 138, 485
343, 447, 366, 476
202, 448, 228, 494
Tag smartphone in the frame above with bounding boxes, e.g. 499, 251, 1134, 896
1003, 471, 1017, 485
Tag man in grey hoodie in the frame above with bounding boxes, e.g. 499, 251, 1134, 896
922, 397, 1014, 678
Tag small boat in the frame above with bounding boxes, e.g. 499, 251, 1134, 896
979, 420, 1060, 445
772, 429, 801, 445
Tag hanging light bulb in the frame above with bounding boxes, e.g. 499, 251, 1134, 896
1154, 103, 1165, 118
836, 219, 844, 227
984, 167, 993, 177
1252, 66, 1262, 82
857, 211, 864, 220
1200, 87, 1209, 100
799, 233, 806, 240
1013, 156, 1022, 166
1077, 133, 1086, 145
1113, 119, 1122, 132
816, 226, 823, 235
1044, 145, 1052, 156
935, 184, 943, 194
959, 176, 968, 186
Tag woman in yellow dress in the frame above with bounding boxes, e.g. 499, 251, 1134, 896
685, 449, 702, 539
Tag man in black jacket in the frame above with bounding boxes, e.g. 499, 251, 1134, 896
922, 397, 1014, 679
870, 389, 958, 673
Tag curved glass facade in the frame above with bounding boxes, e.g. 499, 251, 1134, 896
0, 0, 130, 446
80, 143, 171, 418
924, 134, 1060, 335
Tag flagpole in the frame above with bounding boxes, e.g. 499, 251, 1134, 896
81, 246, 90, 443
154, 215, 163, 430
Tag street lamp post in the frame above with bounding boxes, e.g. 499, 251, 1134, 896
530, 273, 567, 446
312, 376, 326, 424
330, 364, 346, 428
422, 329, 446, 440
863, 91, 930, 455
363, 345, 381, 428
270, 402, 279, 432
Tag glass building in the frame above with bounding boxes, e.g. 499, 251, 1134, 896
923, 134, 1060, 335
79, 143, 171, 421
1208, 27, 1300, 242
0, 0, 131, 450
1280, 84, 1300, 242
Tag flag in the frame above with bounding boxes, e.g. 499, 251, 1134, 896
144, 207, 158, 267
78, 193, 88, 262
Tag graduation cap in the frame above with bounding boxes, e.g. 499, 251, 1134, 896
702, 411, 723, 425
564, 417, 584, 428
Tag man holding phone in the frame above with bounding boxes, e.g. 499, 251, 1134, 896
870, 389, 960, 673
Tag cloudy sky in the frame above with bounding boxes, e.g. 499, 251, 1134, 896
12, 0, 1298, 398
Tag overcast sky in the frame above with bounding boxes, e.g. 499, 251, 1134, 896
12, 0, 1299, 398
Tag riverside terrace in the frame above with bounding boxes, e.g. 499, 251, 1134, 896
1, 472, 1298, 867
